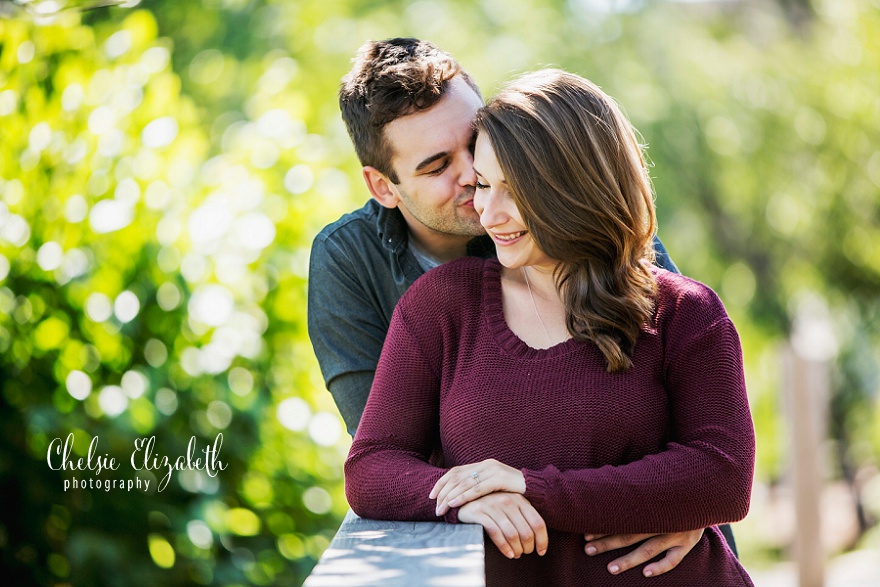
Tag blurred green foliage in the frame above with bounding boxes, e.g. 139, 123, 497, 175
1, 0, 879, 585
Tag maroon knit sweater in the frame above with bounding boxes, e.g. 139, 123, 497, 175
345, 257, 755, 586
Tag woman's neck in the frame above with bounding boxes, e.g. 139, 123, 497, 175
519, 264, 561, 302
500, 263, 570, 349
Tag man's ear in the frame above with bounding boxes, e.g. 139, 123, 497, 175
363, 166, 399, 209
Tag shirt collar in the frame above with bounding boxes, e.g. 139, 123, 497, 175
376, 204, 409, 254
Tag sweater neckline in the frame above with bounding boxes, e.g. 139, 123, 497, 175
482, 259, 582, 359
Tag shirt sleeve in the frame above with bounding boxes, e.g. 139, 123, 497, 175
522, 312, 755, 535
307, 234, 389, 436
344, 303, 451, 522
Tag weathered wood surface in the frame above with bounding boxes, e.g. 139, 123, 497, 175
303, 510, 485, 587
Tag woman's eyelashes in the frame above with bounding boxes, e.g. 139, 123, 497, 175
475, 179, 489, 190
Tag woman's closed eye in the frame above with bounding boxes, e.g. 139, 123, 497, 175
475, 180, 489, 190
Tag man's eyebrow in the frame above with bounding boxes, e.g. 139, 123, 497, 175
414, 152, 448, 173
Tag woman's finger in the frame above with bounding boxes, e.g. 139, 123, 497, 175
491, 510, 525, 558
476, 511, 516, 559
521, 503, 549, 556
458, 493, 548, 559
432, 465, 482, 500
436, 462, 527, 515
435, 470, 488, 515
506, 505, 536, 555
429, 466, 462, 499
437, 477, 491, 515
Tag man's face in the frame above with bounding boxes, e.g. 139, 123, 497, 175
382, 76, 486, 245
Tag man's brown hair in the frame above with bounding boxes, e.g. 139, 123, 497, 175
339, 38, 480, 183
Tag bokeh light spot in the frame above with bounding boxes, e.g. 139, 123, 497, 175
114, 291, 140, 323
142, 117, 179, 149
104, 30, 132, 59
29, 122, 52, 153
0, 90, 17, 116
276, 398, 310, 432
228, 367, 254, 396
85, 293, 113, 322
155, 387, 178, 416
61, 84, 84, 112
189, 285, 234, 327
302, 486, 332, 515
283, 165, 313, 195
187, 520, 213, 549
277, 534, 305, 560
156, 282, 181, 311
37, 242, 64, 271
309, 412, 342, 446
147, 534, 175, 569
64, 195, 89, 223
144, 338, 168, 367
226, 508, 260, 536
122, 370, 149, 399
98, 385, 128, 417
89, 199, 134, 234
206, 401, 232, 429
18, 40, 36, 64
233, 212, 275, 251
66, 370, 92, 401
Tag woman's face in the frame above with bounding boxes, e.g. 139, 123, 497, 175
472, 132, 554, 272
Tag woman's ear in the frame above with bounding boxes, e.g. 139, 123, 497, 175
363, 166, 400, 209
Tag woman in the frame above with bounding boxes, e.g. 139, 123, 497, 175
345, 69, 755, 586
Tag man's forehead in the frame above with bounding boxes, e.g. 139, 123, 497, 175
384, 79, 482, 168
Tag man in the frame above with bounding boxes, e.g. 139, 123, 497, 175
308, 37, 727, 578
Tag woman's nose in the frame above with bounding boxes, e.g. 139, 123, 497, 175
478, 192, 504, 228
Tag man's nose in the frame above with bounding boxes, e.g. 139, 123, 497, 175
458, 153, 476, 187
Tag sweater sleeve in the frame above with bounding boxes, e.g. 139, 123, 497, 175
343, 302, 452, 522
522, 303, 755, 535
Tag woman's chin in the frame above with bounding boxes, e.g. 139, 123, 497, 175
496, 257, 523, 270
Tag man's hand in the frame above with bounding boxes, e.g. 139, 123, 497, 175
458, 492, 548, 560
431, 458, 526, 516
584, 529, 704, 577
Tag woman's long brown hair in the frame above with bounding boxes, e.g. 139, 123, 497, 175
476, 69, 657, 372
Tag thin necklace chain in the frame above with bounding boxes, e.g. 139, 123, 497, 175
521, 266, 553, 346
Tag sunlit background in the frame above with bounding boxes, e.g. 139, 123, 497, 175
0, 0, 878, 585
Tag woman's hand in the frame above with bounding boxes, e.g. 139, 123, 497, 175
583, 529, 704, 577
430, 459, 526, 516
458, 492, 548, 559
